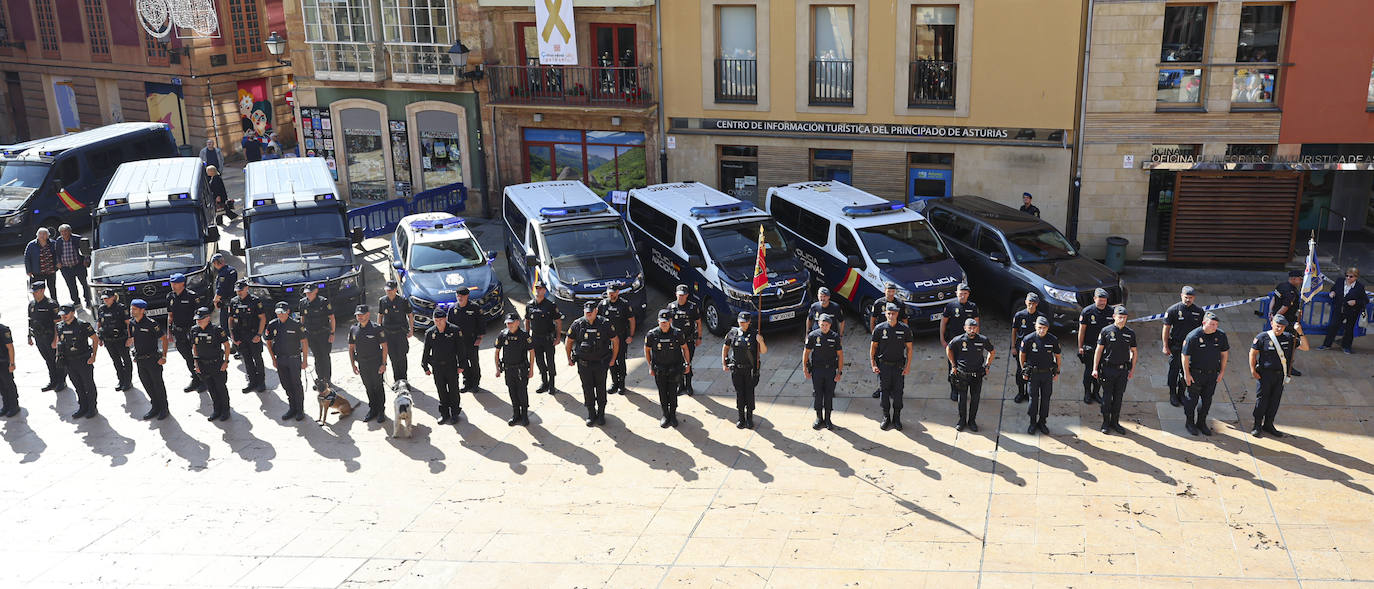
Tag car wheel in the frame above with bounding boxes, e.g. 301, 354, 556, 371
702, 297, 728, 336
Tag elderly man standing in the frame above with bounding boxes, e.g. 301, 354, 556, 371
54, 224, 89, 307
23, 228, 58, 301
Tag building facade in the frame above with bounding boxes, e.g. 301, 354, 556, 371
0, 0, 294, 159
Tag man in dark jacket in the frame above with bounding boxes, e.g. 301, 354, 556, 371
207, 166, 236, 224
1319, 267, 1368, 354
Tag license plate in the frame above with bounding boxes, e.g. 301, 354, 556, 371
929, 312, 943, 321
146, 307, 168, 317
769, 311, 796, 322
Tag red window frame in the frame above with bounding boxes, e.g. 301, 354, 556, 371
226, 0, 266, 63
589, 23, 636, 67
83, 0, 111, 62
35, 0, 60, 59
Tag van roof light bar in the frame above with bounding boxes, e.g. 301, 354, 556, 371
539, 201, 609, 218
841, 201, 905, 217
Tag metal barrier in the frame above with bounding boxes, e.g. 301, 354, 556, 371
347, 182, 468, 239
1258, 290, 1372, 337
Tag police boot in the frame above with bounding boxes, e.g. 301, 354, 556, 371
824, 409, 834, 430
1184, 414, 1199, 436
536, 371, 550, 393
508, 407, 521, 427
1100, 418, 1111, 434
813, 410, 825, 430
281, 407, 297, 421
596, 405, 607, 426
736, 409, 747, 429
142, 407, 159, 420
436, 406, 450, 425
1013, 388, 1028, 404
880, 409, 893, 431
660, 409, 671, 428
892, 409, 903, 431
745, 409, 755, 429
1263, 425, 1284, 438
669, 407, 679, 427
520, 407, 531, 426
683, 374, 694, 396
1169, 391, 1182, 407
1196, 420, 1213, 436
586, 406, 597, 427
1083, 384, 1095, 405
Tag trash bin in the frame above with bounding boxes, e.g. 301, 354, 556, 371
1104, 236, 1129, 272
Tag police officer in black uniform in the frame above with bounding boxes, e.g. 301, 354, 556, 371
128, 299, 169, 420
378, 280, 413, 383
599, 285, 635, 395
57, 304, 100, 418
566, 301, 617, 426
1011, 293, 1045, 404
29, 281, 65, 392
1181, 312, 1229, 436
298, 283, 335, 393
723, 311, 766, 429
1161, 285, 1204, 407
495, 312, 535, 427
666, 285, 701, 396
1077, 288, 1110, 405
526, 282, 563, 393
868, 282, 908, 398
1019, 192, 1040, 217
804, 313, 844, 430
1092, 306, 1137, 435
228, 280, 268, 393
940, 283, 979, 402
1249, 314, 1307, 438
349, 305, 389, 423
947, 318, 995, 432
871, 302, 914, 431
1019, 316, 1061, 435
806, 286, 845, 339
96, 289, 133, 391
422, 307, 466, 424
1268, 270, 1304, 376
264, 302, 309, 421
451, 287, 484, 392
190, 307, 232, 421
0, 314, 16, 418
167, 273, 204, 392
645, 310, 690, 428
210, 253, 238, 342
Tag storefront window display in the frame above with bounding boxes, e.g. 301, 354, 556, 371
522, 129, 646, 197
415, 110, 463, 190
340, 107, 388, 201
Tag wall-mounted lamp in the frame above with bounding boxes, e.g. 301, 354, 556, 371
265, 31, 291, 65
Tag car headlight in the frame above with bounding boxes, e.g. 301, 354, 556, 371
895, 288, 912, 302
249, 287, 271, 299
338, 274, 359, 291
2, 212, 25, 227
632, 273, 643, 290
554, 284, 574, 300
1044, 286, 1078, 304
724, 285, 753, 304
409, 295, 436, 309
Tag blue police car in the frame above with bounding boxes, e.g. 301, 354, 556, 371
389, 212, 504, 330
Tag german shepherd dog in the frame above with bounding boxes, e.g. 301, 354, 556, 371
317, 390, 354, 424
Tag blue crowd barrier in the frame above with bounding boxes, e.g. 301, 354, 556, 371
1258, 289, 1372, 338
346, 182, 468, 239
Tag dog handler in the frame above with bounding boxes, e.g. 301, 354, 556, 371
421, 307, 466, 424
349, 305, 389, 424
264, 302, 309, 422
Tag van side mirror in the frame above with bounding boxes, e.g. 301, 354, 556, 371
391, 260, 404, 270
230, 239, 244, 257
207, 226, 220, 242
79, 237, 91, 256
351, 226, 364, 245
1071, 239, 1081, 250
487, 251, 498, 262
846, 254, 866, 270
989, 252, 1008, 265
687, 255, 705, 270
524, 254, 540, 267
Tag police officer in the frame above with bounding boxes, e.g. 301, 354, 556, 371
378, 280, 413, 382
947, 318, 995, 432
190, 307, 232, 421
1161, 286, 1204, 407
871, 303, 913, 431
495, 312, 535, 427
723, 311, 766, 429
167, 273, 203, 392
804, 313, 844, 430
1019, 316, 1061, 435
869, 282, 908, 398
422, 307, 466, 424
941, 283, 979, 402
451, 287, 484, 392
0, 313, 18, 418
1092, 306, 1137, 435
806, 287, 845, 338
210, 253, 238, 340
666, 285, 701, 396
127, 299, 169, 420
599, 285, 635, 395
57, 304, 100, 419
1249, 314, 1308, 438
1268, 270, 1304, 377
298, 283, 335, 393
645, 310, 690, 428
228, 279, 268, 393
526, 282, 563, 393
29, 281, 65, 392
96, 289, 133, 391
566, 301, 617, 426
349, 305, 389, 423
1011, 293, 1046, 404
264, 302, 309, 421
1181, 312, 1229, 436
1019, 192, 1040, 217
1077, 288, 1111, 405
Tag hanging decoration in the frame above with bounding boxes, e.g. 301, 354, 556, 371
138, 0, 220, 39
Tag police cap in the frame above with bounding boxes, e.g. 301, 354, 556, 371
885, 302, 900, 312
456, 286, 471, 296
737, 311, 752, 322
819, 313, 835, 323
131, 299, 148, 309
302, 283, 318, 292
210, 253, 225, 264
504, 312, 521, 323
817, 286, 831, 296
1094, 287, 1109, 298
169, 273, 186, 284
957, 282, 971, 292
101, 288, 118, 298
30, 280, 46, 291
385, 280, 398, 289
884, 281, 898, 290
354, 304, 369, 315
1181, 285, 1197, 295
657, 310, 672, 322
194, 307, 212, 319
964, 318, 978, 327
1035, 316, 1050, 326
583, 301, 598, 312
675, 284, 689, 295
1288, 270, 1302, 278
432, 307, 448, 318
1272, 314, 1289, 326
59, 303, 75, 314
605, 284, 618, 294
1025, 292, 1040, 303
1114, 305, 1128, 315
1204, 311, 1220, 322
274, 302, 291, 314
235, 279, 249, 290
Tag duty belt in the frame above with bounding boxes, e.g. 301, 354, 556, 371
1189, 368, 1219, 376
1104, 363, 1129, 371
501, 362, 529, 370
1029, 366, 1056, 374
879, 359, 905, 367
956, 369, 984, 378
134, 352, 161, 361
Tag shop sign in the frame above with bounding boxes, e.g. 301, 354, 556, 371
1142, 153, 1374, 171
670, 117, 1066, 145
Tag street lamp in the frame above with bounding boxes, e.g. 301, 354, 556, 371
446, 38, 490, 215
447, 40, 483, 81
265, 31, 290, 65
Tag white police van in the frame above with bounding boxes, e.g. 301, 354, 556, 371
626, 181, 809, 335
389, 212, 503, 330
765, 181, 965, 328
502, 181, 647, 321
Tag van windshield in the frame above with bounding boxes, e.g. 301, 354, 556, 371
856, 220, 949, 266
1006, 227, 1077, 262
248, 210, 348, 247
701, 220, 801, 282
543, 220, 632, 257
0, 161, 48, 208
98, 210, 202, 248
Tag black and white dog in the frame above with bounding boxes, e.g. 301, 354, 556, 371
391, 380, 414, 438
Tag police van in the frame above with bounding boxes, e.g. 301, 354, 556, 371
765, 181, 965, 328
389, 212, 504, 331
626, 181, 810, 335
87, 157, 218, 316
229, 158, 364, 308
502, 181, 647, 322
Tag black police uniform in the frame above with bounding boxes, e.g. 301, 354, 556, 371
1270, 281, 1302, 375
667, 299, 700, 395
948, 332, 993, 428
805, 328, 843, 428
57, 316, 98, 417
214, 263, 238, 329
1251, 328, 1296, 433
723, 324, 761, 426
190, 321, 231, 419
378, 293, 411, 381
942, 299, 979, 401
168, 287, 203, 390
872, 320, 913, 427
567, 314, 614, 424
264, 315, 306, 419
1181, 327, 1229, 431
0, 323, 17, 416
1019, 331, 1061, 429
496, 325, 534, 424
129, 314, 168, 418
29, 295, 65, 390
1162, 301, 1204, 406
1010, 307, 1046, 402
870, 297, 907, 397
808, 300, 845, 333
229, 292, 267, 391
1095, 324, 1136, 431
645, 325, 687, 425
349, 320, 387, 420
599, 296, 634, 393
1020, 203, 1041, 217
97, 299, 133, 390
451, 300, 484, 391
1078, 304, 1111, 403
298, 294, 334, 391
422, 320, 466, 423
525, 296, 562, 392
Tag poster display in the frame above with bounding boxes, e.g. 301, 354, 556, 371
389, 120, 412, 198
299, 107, 338, 180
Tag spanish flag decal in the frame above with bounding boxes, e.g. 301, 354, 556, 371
57, 188, 85, 212
835, 268, 861, 301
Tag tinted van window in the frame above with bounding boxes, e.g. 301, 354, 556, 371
794, 207, 831, 246
503, 197, 527, 238
929, 208, 975, 243
628, 197, 677, 246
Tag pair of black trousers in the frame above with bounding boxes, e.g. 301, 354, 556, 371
276, 355, 304, 414
533, 336, 557, 384
1099, 368, 1129, 424
36, 335, 65, 389
504, 364, 530, 409
105, 340, 133, 386
199, 363, 230, 417
460, 340, 481, 390
878, 363, 905, 413
654, 367, 680, 414
65, 357, 97, 414
956, 372, 983, 424
1184, 369, 1218, 422
1027, 372, 1054, 424
577, 359, 608, 412
173, 328, 202, 388
430, 363, 460, 416
236, 335, 265, 387
1323, 310, 1360, 351
135, 357, 168, 414
811, 368, 837, 412
385, 330, 409, 381
731, 366, 756, 412
358, 360, 386, 413
307, 333, 332, 389
1253, 370, 1285, 429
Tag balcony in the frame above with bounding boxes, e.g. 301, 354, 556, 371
808, 59, 854, 106
487, 65, 655, 107
908, 60, 955, 109
714, 58, 757, 104
308, 42, 386, 82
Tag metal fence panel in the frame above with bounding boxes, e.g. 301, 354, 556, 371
346, 182, 467, 239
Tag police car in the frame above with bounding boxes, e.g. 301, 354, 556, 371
765, 181, 965, 327
626, 181, 810, 335
389, 212, 504, 329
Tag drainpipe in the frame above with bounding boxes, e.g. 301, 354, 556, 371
1069, 0, 1095, 242
654, 0, 668, 183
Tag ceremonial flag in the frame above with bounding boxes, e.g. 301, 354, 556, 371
835, 268, 862, 301
1300, 236, 1324, 303
57, 188, 85, 212
752, 224, 768, 295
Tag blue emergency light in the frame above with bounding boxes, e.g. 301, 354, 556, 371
315, 193, 335, 201
104, 198, 128, 206
253, 198, 275, 206
171, 192, 190, 200
539, 201, 609, 218
689, 203, 750, 218
410, 217, 466, 231
841, 202, 905, 217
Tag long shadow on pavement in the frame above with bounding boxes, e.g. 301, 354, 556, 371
153, 415, 210, 470
666, 393, 774, 484
2, 412, 47, 463
296, 384, 363, 472
551, 388, 698, 481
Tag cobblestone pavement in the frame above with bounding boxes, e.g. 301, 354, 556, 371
2, 193, 1373, 587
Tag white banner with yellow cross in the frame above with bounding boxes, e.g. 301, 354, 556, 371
536, 0, 578, 65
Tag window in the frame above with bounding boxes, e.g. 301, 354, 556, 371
382, 0, 456, 83
228, 0, 266, 63
503, 198, 528, 238
522, 129, 647, 197
795, 207, 832, 246
974, 228, 1005, 258
809, 6, 854, 106
909, 6, 956, 108
628, 198, 677, 246
592, 24, 637, 67
516, 22, 537, 65
810, 149, 852, 183
302, 0, 382, 81
834, 225, 862, 262
413, 109, 463, 189
715, 6, 757, 103
1158, 5, 1210, 107
1232, 4, 1284, 107
54, 158, 80, 187
719, 146, 759, 204
88, 147, 125, 178
928, 208, 974, 243
681, 227, 704, 260
0, 1, 10, 55
339, 107, 388, 201
145, 33, 170, 66
83, 0, 111, 62
908, 152, 953, 201
35, 0, 59, 58
770, 196, 801, 231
